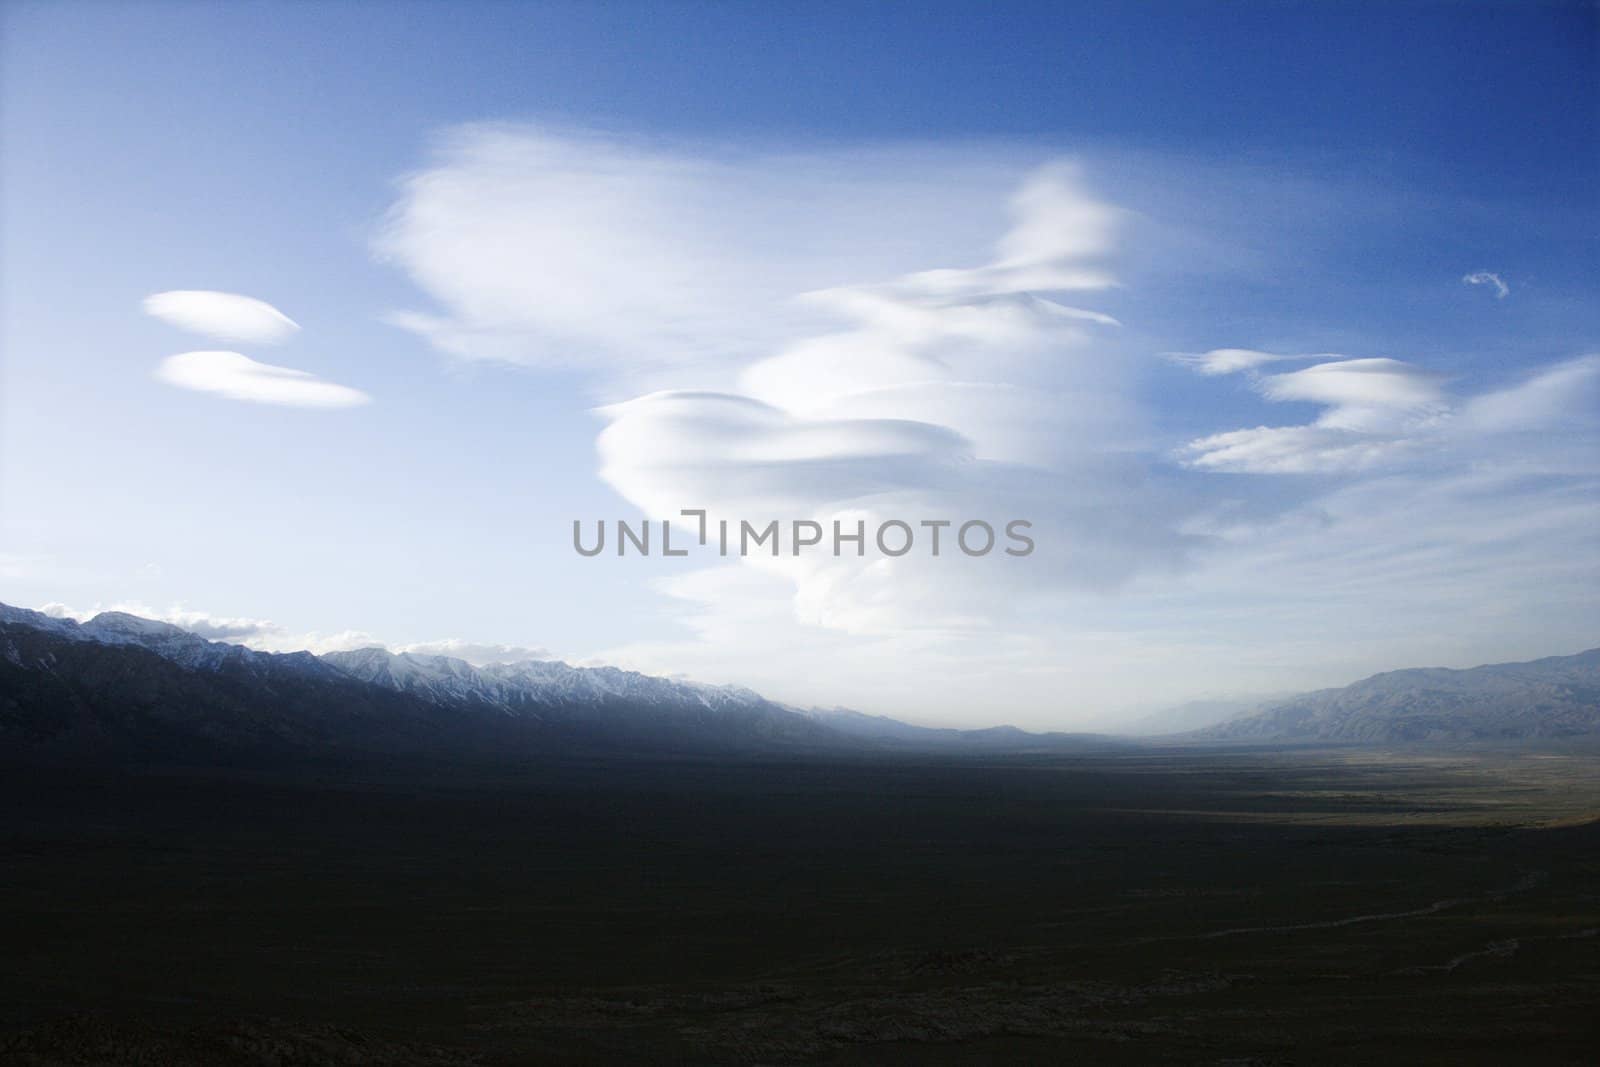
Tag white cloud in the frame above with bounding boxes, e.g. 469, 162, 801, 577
1463, 270, 1509, 298
377, 124, 1069, 375
368, 125, 1599, 726
1457, 354, 1600, 436
42, 601, 284, 640
155, 351, 370, 408
30, 600, 552, 663
164, 611, 282, 641
1181, 424, 1425, 474
381, 125, 1191, 642
1182, 357, 1449, 472
596, 391, 974, 519
1166, 348, 1328, 376
1182, 351, 1598, 477
143, 290, 300, 344
586, 154, 1198, 635
395, 638, 553, 664
1257, 358, 1444, 414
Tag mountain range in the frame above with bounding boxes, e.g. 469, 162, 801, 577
0, 603, 1112, 764
1199, 648, 1600, 743
2, 601, 1596, 765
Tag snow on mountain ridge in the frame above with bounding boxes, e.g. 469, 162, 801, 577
79, 611, 192, 640
0, 603, 79, 638
1, 602, 335, 677
1, 600, 784, 719
322, 646, 769, 715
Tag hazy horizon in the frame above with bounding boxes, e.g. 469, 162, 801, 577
8, 597, 1598, 736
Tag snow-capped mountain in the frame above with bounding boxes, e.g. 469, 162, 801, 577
0, 601, 840, 759
0, 603, 770, 716
321, 645, 838, 749
0, 603, 334, 677
323, 646, 769, 716
0, 601, 1104, 763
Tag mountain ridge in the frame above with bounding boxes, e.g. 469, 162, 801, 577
0, 602, 1117, 762
4, 602, 1596, 761
1198, 647, 1600, 742
0, 604, 840, 760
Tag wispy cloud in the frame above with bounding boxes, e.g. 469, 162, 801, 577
1181, 353, 1596, 474
143, 290, 301, 343
377, 125, 1074, 377
155, 351, 370, 408
1179, 357, 1447, 473
1458, 354, 1600, 436
1257, 359, 1446, 428
1165, 348, 1328, 376
1462, 270, 1509, 299
1181, 424, 1424, 474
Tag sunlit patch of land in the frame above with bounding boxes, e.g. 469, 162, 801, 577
1113, 746, 1600, 827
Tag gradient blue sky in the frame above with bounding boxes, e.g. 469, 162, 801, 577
3, 1, 1596, 726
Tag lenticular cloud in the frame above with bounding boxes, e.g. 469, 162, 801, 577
155, 351, 370, 409
143, 290, 301, 344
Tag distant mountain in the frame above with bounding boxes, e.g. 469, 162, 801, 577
1201, 649, 1600, 742
1118, 697, 1277, 737
11, 602, 1587, 762
0, 603, 839, 761
5, 602, 1109, 765
802, 706, 1120, 751
3, 604, 344, 679
324, 646, 770, 717
323, 645, 835, 749
0, 610, 467, 764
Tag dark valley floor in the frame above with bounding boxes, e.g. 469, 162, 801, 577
2, 746, 1598, 1065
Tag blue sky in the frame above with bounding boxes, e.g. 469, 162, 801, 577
3, 1, 1596, 726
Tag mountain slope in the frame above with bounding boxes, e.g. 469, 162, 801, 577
1, 604, 340, 678
0, 618, 482, 763
1203, 649, 1600, 742
0, 604, 840, 762
323, 646, 837, 749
